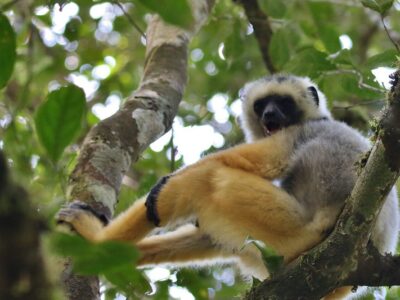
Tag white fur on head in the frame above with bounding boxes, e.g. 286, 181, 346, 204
239, 74, 332, 142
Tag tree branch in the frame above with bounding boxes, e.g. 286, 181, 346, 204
344, 243, 400, 287
60, 1, 215, 299
67, 0, 214, 219
235, 0, 277, 74
246, 70, 400, 299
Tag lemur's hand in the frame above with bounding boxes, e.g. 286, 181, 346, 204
56, 201, 109, 240
145, 175, 171, 227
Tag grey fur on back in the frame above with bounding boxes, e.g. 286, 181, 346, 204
282, 119, 368, 213
281, 118, 399, 252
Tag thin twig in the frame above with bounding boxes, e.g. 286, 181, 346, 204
323, 69, 386, 93
113, 1, 146, 39
381, 16, 400, 53
332, 99, 385, 110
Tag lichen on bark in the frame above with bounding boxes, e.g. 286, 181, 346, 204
60, 1, 215, 299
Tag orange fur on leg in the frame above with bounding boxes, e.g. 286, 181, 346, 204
97, 198, 154, 242
137, 225, 232, 266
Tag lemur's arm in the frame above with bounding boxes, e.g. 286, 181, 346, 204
186, 126, 297, 180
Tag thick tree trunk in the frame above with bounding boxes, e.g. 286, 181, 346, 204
60, 1, 215, 299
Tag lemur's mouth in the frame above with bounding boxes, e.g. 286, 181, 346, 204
263, 121, 282, 136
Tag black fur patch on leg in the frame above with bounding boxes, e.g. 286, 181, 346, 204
69, 201, 110, 225
145, 175, 171, 226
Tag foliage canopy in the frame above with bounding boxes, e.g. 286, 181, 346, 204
1, 0, 400, 298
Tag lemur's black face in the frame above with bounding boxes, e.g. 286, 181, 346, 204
253, 94, 303, 136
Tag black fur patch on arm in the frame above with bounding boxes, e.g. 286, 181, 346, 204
145, 175, 171, 226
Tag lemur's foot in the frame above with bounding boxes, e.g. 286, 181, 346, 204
56, 201, 107, 241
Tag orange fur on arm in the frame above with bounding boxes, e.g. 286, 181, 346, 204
191, 129, 296, 179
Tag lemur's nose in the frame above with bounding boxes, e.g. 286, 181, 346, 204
262, 105, 285, 124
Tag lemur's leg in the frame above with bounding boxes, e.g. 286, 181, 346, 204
136, 224, 233, 266
57, 161, 222, 243
57, 197, 152, 242
57, 164, 324, 260
136, 224, 269, 280
57, 129, 299, 244
206, 167, 333, 259
153, 166, 327, 261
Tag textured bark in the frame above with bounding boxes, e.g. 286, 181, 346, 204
245, 70, 400, 299
60, 1, 215, 299
0, 152, 52, 300
344, 243, 400, 287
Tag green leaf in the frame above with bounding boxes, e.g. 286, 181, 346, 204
136, 0, 193, 28
361, 0, 382, 12
361, 0, 393, 14
35, 85, 86, 162
365, 49, 397, 69
379, 0, 394, 13
104, 288, 118, 300
331, 49, 353, 65
0, 14, 16, 89
285, 48, 336, 79
245, 238, 284, 274
176, 269, 213, 300
269, 24, 300, 69
224, 20, 245, 61
318, 26, 341, 53
258, 0, 287, 19
308, 2, 341, 53
269, 28, 290, 69
51, 233, 150, 295
64, 17, 81, 41
105, 265, 150, 294
153, 280, 171, 300
51, 233, 140, 273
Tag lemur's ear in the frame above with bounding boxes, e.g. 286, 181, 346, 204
307, 86, 319, 106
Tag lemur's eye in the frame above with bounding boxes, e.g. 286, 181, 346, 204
307, 86, 319, 106
253, 100, 265, 115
